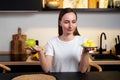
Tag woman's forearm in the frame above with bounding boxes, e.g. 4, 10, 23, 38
31, 46, 52, 73
79, 53, 89, 73
38, 51, 51, 73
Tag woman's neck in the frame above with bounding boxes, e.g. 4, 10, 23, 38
59, 34, 75, 41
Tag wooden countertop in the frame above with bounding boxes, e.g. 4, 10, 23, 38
0, 61, 120, 66
0, 51, 120, 65
89, 55, 120, 65
91, 60, 120, 65
0, 61, 40, 66
0, 58, 120, 66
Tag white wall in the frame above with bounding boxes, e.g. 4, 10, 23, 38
0, 11, 120, 52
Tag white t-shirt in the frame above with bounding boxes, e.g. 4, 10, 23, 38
45, 36, 88, 72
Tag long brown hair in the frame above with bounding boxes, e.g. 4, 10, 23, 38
58, 8, 80, 36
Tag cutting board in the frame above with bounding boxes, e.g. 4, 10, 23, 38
10, 27, 27, 61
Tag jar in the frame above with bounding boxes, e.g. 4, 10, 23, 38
88, 0, 98, 8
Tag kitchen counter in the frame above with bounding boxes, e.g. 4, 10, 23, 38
0, 59, 120, 66
0, 71, 119, 80
0, 55, 120, 65
0, 52, 120, 65
0, 61, 40, 65
89, 57, 120, 65
89, 54, 120, 65
91, 60, 120, 65
0, 54, 120, 72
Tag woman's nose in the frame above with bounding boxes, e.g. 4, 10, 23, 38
69, 22, 72, 28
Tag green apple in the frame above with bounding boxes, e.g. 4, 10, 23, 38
25, 39, 36, 47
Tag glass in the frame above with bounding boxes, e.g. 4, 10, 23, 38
114, 1, 120, 8
108, 0, 114, 8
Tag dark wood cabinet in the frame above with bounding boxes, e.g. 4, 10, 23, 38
91, 65, 120, 71
6, 65, 44, 73
0, 0, 120, 12
5, 65, 120, 73
0, 0, 41, 11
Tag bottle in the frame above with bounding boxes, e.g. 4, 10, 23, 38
108, 0, 114, 8
88, 0, 98, 8
99, 0, 109, 8
114, 0, 120, 8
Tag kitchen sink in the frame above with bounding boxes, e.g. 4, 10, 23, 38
90, 54, 120, 60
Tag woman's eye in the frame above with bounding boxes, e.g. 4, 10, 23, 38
72, 20, 77, 23
64, 21, 69, 24
64, 20, 76, 24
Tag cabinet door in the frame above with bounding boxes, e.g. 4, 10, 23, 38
0, 0, 41, 11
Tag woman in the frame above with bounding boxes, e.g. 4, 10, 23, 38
27, 8, 92, 73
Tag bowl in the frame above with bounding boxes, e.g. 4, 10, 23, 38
46, 1, 59, 8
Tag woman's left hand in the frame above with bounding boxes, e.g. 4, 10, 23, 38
83, 47, 95, 54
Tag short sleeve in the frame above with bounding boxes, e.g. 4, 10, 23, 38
77, 36, 88, 45
82, 36, 88, 43
45, 40, 54, 56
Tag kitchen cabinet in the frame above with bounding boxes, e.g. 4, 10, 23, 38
6, 65, 44, 73
0, 0, 120, 12
42, 0, 120, 12
0, 61, 119, 72
90, 61, 120, 71
90, 58, 120, 71
0, 60, 120, 72
0, 0, 41, 11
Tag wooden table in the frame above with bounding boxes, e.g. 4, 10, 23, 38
0, 71, 119, 80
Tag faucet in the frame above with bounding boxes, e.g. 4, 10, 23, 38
99, 32, 107, 54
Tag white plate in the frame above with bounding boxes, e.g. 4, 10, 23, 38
82, 46, 97, 48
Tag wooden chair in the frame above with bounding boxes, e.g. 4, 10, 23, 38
0, 64, 11, 73
87, 58, 102, 72
87, 62, 102, 72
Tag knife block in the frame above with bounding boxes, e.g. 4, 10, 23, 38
115, 43, 120, 55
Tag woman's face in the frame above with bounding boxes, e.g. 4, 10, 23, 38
60, 12, 77, 35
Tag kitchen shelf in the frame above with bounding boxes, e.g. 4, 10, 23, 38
0, 0, 120, 13
42, 8, 120, 13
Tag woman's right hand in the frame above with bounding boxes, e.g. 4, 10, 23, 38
25, 46, 42, 54
32, 46, 42, 53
